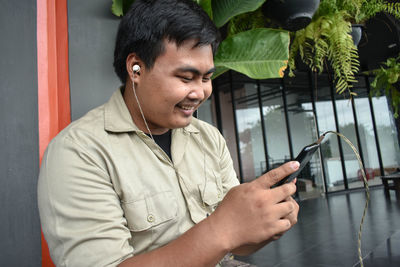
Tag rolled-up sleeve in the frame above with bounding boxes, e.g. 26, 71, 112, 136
38, 136, 134, 267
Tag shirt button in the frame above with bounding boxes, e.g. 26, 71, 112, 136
147, 214, 155, 223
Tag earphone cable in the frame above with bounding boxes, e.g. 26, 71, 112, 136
132, 81, 154, 141
321, 131, 370, 267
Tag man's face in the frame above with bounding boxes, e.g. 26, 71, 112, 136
134, 39, 215, 134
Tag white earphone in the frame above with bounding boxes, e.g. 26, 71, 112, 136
132, 64, 141, 73
131, 63, 153, 139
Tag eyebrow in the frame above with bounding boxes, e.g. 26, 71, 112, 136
176, 66, 216, 76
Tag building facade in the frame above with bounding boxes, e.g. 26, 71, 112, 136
198, 71, 400, 199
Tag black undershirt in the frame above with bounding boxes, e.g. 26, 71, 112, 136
123, 87, 172, 159
149, 130, 172, 160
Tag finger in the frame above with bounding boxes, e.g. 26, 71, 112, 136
255, 161, 299, 188
268, 182, 297, 204
271, 200, 297, 220
282, 197, 299, 224
283, 196, 296, 203
269, 218, 292, 236
285, 211, 298, 226
271, 233, 284, 241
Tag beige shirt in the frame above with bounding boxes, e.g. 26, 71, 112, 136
38, 89, 239, 267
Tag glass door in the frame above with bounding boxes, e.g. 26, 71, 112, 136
313, 75, 345, 192
259, 81, 290, 172
285, 73, 324, 199
234, 83, 266, 182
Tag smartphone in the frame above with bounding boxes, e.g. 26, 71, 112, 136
273, 141, 321, 187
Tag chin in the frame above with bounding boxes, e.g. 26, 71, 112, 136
172, 117, 193, 129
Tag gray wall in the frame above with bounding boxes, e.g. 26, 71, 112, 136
0, 0, 41, 266
68, 0, 121, 121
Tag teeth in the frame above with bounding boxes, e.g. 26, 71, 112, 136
179, 105, 194, 110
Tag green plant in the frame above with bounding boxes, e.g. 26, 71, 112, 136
370, 54, 400, 118
111, 0, 290, 80
110, 0, 400, 102
111, 0, 134, 16
288, 0, 400, 96
350, 0, 400, 23
226, 9, 266, 36
289, 11, 359, 95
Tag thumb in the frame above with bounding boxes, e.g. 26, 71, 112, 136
254, 161, 300, 188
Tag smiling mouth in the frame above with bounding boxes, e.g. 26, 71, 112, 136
176, 101, 200, 111
177, 104, 195, 110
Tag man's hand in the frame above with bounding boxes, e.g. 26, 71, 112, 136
119, 162, 300, 267
208, 161, 300, 252
270, 191, 299, 240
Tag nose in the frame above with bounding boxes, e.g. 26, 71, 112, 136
187, 82, 207, 101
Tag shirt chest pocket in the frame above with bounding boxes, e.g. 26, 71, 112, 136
199, 179, 222, 208
121, 191, 178, 232
186, 170, 223, 223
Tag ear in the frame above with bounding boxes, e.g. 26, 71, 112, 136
125, 53, 143, 84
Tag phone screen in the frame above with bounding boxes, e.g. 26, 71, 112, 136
273, 142, 321, 187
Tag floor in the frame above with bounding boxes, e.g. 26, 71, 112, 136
297, 175, 383, 201
236, 186, 400, 267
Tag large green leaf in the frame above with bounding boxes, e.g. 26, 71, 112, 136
197, 0, 213, 19
111, 0, 123, 17
212, 66, 229, 80
214, 28, 290, 79
111, 0, 135, 17
212, 0, 266, 28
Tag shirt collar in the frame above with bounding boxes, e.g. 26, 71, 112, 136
104, 88, 139, 132
104, 88, 200, 134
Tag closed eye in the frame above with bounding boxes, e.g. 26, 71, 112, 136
178, 76, 193, 82
203, 73, 214, 82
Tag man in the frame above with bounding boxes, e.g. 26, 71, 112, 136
38, 0, 299, 266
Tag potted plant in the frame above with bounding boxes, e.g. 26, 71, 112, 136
110, 0, 399, 97
204, 0, 321, 78
288, 0, 400, 96
369, 54, 400, 118
261, 0, 320, 32
111, 0, 292, 80
111, 0, 319, 79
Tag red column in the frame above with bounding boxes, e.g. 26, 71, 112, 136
37, 0, 71, 265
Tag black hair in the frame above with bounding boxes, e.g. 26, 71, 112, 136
113, 0, 221, 83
